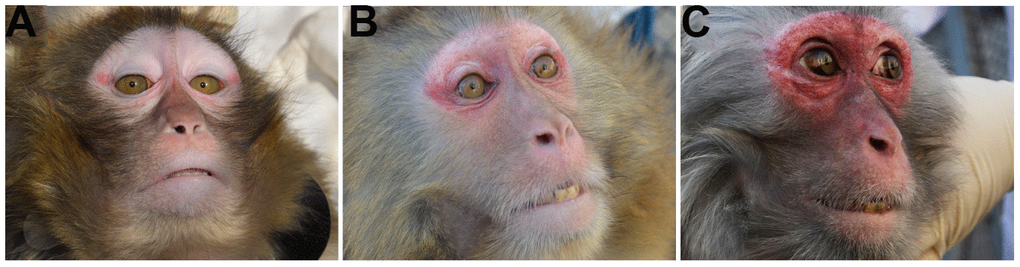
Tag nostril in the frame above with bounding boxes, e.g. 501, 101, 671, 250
536, 133, 553, 145
869, 137, 888, 152
175, 125, 186, 134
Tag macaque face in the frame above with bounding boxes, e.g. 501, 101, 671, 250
87, 27, 243, 218
761, 11, 917, 245
418, 19, 611, 254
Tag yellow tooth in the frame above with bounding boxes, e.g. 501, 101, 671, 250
555, 188, 567, 203
862, 202, 889, 213
567, 185, 578, 199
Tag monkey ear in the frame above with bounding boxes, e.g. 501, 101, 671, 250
409, 190, 493, 259
272, 179, 331, 259
23, 214, 60, 251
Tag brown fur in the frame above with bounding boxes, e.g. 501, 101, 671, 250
343, 7, 674, 259
6, 7, 328, 259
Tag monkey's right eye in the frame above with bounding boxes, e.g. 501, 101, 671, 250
457, 74, 488, 99
115, 75, 152, 94
799, 49, 839, 77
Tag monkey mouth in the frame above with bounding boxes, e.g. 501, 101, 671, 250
813, 197, 894, 214
519, 183, 584, 210
508, 181, 598, 235
163, 168, 213, 179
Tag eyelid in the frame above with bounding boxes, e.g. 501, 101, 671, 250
523, 46, 557, 71
447, 63, 491, 86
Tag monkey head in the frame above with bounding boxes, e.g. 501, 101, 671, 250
681, 7, 957, 259
343, 7, 679, 259
6, 7, 329, 259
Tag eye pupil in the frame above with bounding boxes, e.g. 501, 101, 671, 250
189, 75, 222, 94
531, 55, 557, 78
115, 75, 150, 94
458, 74, 487, 99
873, 55, 902, 79
800, 49, 838, 77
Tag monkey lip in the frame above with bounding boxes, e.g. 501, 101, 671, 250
813, 197, 901, 244
525, 183, 582, 208
509, 182, 596, 235
163, 168, 214, 179
813, 197, 894, 214
143, 165, 228, 217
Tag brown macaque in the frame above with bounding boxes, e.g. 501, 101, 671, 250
681, 7, 958, 259
6, 6, 331, 259
343, 7, 675, 259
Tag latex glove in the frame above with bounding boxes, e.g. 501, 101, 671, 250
917, 76, 1014, 260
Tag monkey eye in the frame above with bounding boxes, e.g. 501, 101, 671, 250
872, 55, 902, 79
189, 75, 223, 94
115, 75, 152, 95
799, 49, 839, 77
457, 74, 488, 99
530, 55, 557, 78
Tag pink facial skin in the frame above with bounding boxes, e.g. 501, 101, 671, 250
421, 20, 604, 236
88, 27, 242, 217
766, 11, 913, 117
764, 12, 915, 244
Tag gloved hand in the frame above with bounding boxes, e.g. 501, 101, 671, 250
917, 76, 1014, 260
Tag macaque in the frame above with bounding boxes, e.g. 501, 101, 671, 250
681, 7, 958, 259
6, 6, 331, 259
343, 7, 675, 259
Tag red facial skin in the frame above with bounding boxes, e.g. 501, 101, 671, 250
88, 27, 242, 218
764, 11, 915, 244
421, 20, 604, 236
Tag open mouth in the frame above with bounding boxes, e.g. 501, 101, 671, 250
814, 197, 893, 213
163, 168, 213, 179
520, 182, 583, 210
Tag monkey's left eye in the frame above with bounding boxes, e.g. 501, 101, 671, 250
190, 75, 223, 94
799, 49, 839, 77
115, 75, 152, 95
457, 74, 488, 99
872, 55, 902, 79
530, 55, 557, 78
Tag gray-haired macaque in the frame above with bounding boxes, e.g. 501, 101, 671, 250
6, 6, 331, 259
681, 6, 958, 259
344, 7, 675, 259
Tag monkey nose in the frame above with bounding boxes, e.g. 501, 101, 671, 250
536, 132, 555, 145
165, 106, 207, 135
169, 121, 204, 135
532, 114, 576, 147
172, 125, 200, 134
865, 129, 902, 156
868, 137, 891, 153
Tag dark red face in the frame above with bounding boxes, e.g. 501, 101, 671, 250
763, 11, 915, 244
